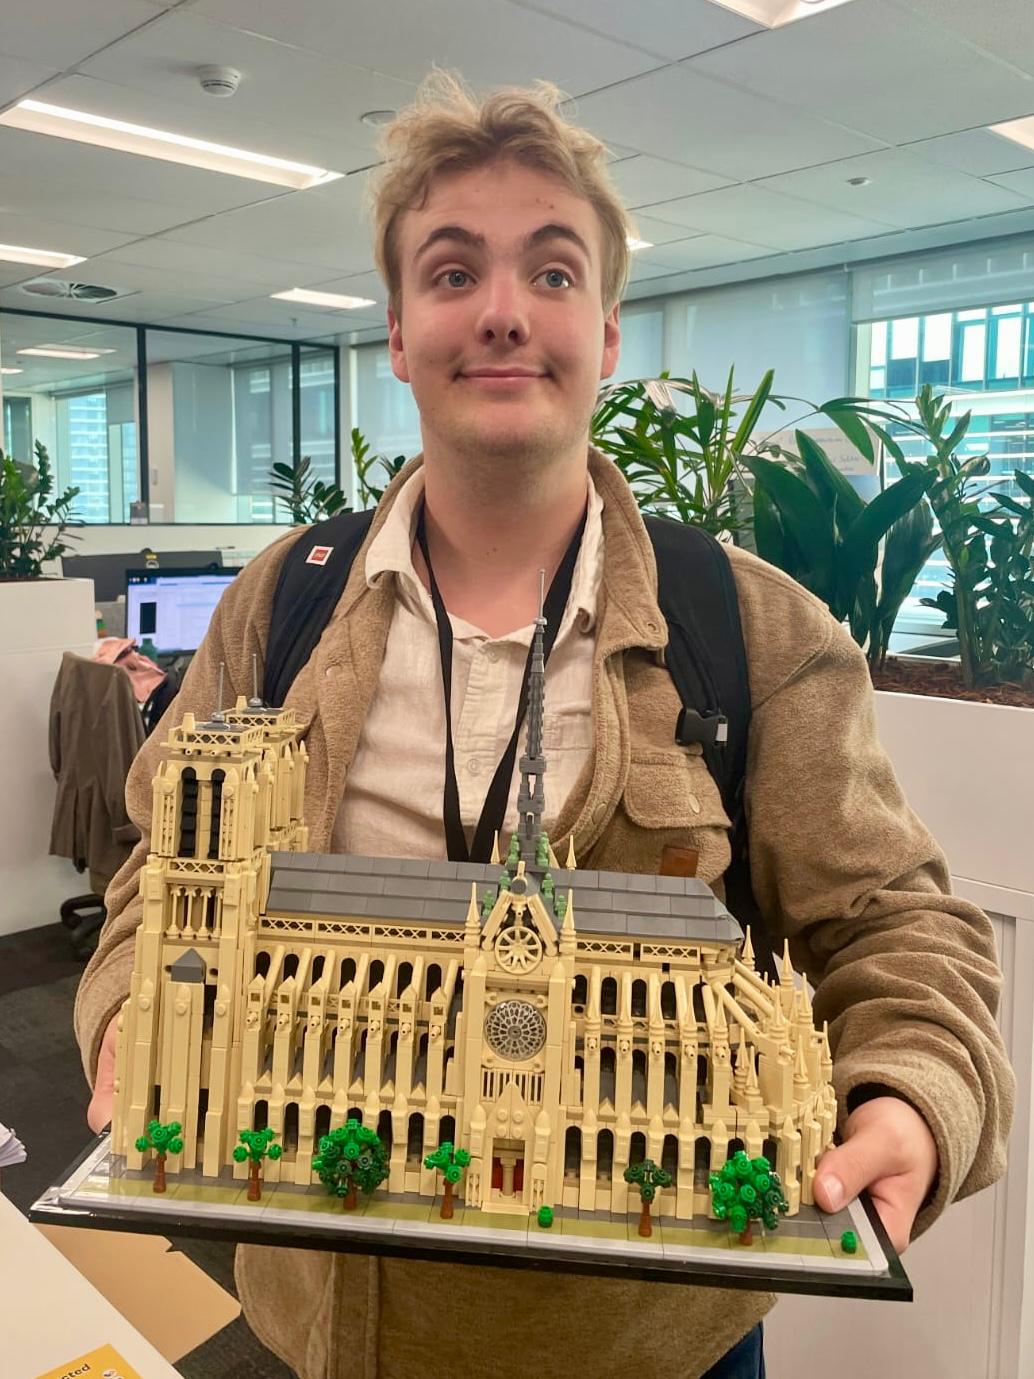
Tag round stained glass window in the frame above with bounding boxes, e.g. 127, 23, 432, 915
484, 1000, 547, 1061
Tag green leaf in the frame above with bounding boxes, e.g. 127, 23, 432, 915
822, 404, 875, 463
744, 454, 835, 590
795, 428, 865, 533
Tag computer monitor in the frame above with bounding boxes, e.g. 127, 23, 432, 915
125, 567, 238, 656
64, 550, 223, 602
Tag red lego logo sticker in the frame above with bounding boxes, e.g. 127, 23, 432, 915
306, 545, 333, 567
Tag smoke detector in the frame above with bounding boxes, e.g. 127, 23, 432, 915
197, 65, 241, 97
21, 279, 120, 303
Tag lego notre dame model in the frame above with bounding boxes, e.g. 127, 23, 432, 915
38, 612, 910, 1299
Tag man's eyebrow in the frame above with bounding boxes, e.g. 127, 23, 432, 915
412, 222, 593, 266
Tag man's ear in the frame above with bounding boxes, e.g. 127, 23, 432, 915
387, 304, 410, 384
600, 301, 621, 381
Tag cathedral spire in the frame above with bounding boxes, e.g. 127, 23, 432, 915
516, 570, 548, 872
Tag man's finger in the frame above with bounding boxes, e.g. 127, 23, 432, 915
812, 1127, 891, 1213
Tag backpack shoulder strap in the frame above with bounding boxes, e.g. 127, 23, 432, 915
263, 508, 376, 707
643, 516, 775, 976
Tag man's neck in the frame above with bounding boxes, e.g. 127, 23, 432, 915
414, 452, 589, 638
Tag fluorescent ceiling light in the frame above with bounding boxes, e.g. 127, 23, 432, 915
710, 0, 856, 26
0, 242, 85, 270
271, 287, 377, 310
627, 237, 654, 252
0, 99, 343, 191
17, 345, 116, 360
989, 114, 1034, 155
1, 366, 24, 375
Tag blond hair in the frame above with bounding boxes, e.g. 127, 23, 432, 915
366, 70, 632, 320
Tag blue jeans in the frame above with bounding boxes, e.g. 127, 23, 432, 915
700, 1324, 765, 1379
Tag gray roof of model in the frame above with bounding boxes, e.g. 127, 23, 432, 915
264, 852, 742, 945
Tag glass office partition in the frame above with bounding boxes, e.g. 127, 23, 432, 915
0, 313, 139, 523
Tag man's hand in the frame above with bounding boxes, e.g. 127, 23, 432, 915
86, 1014, 120, 1133
812, 1095, 939, 1254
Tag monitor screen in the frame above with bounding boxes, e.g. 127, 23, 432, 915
125, 568, 237, 655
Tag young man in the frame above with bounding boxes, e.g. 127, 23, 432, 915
77, 74, 1013, 1379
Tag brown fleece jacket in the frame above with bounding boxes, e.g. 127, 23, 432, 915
74, 450, 1013, 1379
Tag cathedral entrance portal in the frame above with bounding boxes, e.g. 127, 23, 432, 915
489, 1138, 526, 1208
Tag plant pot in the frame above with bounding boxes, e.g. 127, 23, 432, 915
874, 689, 1034, 897
0, 578, 97, 936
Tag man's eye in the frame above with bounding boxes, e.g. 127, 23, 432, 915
434, 269, 471, 288
539, 268, 573, 289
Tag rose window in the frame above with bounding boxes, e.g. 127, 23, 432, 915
484, 1000, 547, 1061
494, 922, 543, 973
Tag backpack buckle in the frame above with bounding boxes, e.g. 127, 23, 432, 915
675, 707, 728, 748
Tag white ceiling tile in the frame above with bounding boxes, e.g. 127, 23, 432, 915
196, 295, 386, 334
904, 129, 1034, 178
503, 0, 762, 62
0, 51, 57, 106
569, 65, 883, 183
0, 0, 160, 69
155, 307, 334, 342
610, 155, 733, 209
634, 183, 894, 251
627, 256, 688, 284
631, 213, 719, 247
687, 0, 1034, 144
33, 254, 275, 305
0, 210, 135, 259
93, 237, 334, 292
74, 12, 414, 172
986, 167, 1034, 200
192, 0, 658, 95
757, 148, 1031, 229
895, 0, 1034, 79
639, 234, 775, 271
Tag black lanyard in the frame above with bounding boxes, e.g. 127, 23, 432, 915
415, 499, 587, 864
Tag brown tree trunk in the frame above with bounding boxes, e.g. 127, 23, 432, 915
248, 1160, 262, 1201
638, 1199, 652, 1238
153, 1153, 167, 1194
739, 1223, 753, 1246
343, 1179, 358, 1211
440, 1179, 455, 1220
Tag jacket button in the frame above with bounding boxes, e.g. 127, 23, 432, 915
324, 665, 337, 679
592, 804, 606, 823
688, 793, 701, 814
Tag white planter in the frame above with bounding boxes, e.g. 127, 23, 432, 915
873, 689, 1034, 901
0, 578, 97, 936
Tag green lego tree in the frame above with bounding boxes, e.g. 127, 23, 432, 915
709, 1151, 789, 1246
232, 1126, 283, 1201
424, 1140, 472, 1220
134, 1119, 183, 1194
623, 1158, 673, 1238
313, 1121, 389, 1210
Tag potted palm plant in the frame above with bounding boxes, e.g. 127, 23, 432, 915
0, 440, 96, 937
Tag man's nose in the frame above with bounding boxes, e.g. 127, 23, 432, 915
475, 276, 530, 344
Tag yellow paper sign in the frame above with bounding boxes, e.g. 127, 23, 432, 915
34, 1343, 144, 1379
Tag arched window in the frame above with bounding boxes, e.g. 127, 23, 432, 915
207, 768, 225, 859
253, 1099, 268, 1131
383, 1030, 399, 1086
369, 960, 385, 991
346, 1106, 363, 1124
340, 956, 356, 986
631, 979, 647, 1018
425, 964, 442, 1000
396, 962, 413, 998
314, 1105, 332, 1144
283, 953, 299, 980
600, 1046, 616, 1104
407, 1112, 425, 1162
178, 767, 198, 857
254, 950, 271, 978
692, 981, 707, 1023
283, 1102, 299, 1153
661, 1134, 678, 1178
663, 1051, 679, 1111
629, 1131, 646, 1167
573, 1054, 584, 1103
312, 955, 325, 982
440, 1114, 456, 1147
573, 974, 588, 1006
631, 1049, 647, 1107
564, 1126, 582, 1177
728, 1137, 745, 1159
377, 1109, 393, 1154
597, 1128, 614, 1181
661, 981, 677, 1020
763, 1137, 779, 1168
601, 977, 618, 1015
695, 1136, 711, 1182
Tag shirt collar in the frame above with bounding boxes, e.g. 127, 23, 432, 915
363, 466, 604, 639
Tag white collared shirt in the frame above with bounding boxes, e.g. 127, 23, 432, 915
332, 469, 604, 860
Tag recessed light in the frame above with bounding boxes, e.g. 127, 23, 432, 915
0, 99, 343, 191
1, 366, 24, 375
710, 0, 856, 27
0, 243, 86, 270
271, 288, 378, 310
627, 237, 654, 252
17, 345, 116, 360
989, 114, 1034, 156
846, 176, 871, 187
360, 110, 397, 128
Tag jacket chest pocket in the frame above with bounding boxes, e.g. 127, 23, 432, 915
591, 747, 733, 885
